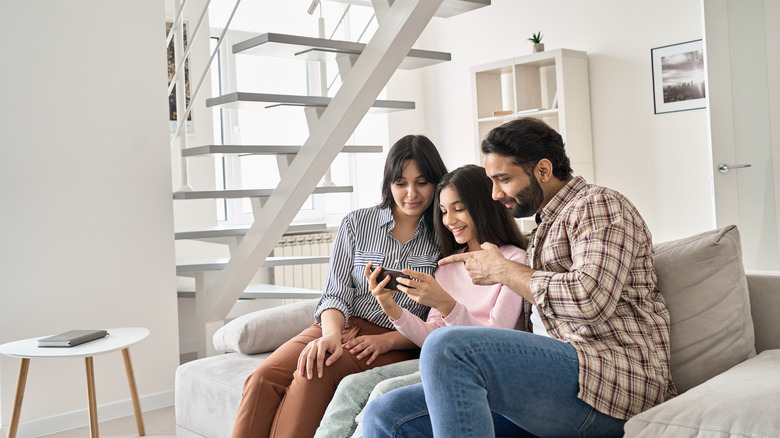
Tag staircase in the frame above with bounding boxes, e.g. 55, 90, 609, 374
170, 0, 490, 358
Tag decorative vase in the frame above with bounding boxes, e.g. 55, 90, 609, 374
533, 43, 545, 53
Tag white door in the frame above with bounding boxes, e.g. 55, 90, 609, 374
703, 0, 780, 271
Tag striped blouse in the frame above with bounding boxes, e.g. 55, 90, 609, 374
315, 206, 439, 329
525, 176, 677, 420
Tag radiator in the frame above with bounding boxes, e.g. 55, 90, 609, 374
272, 231, 335, 291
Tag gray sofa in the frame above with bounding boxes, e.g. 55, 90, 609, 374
175, 225, 780, 437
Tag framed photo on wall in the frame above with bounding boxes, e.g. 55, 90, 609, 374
651, 40, 706, 114
167, 20, 193, 134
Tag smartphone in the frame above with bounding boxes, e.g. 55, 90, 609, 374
369, 266, 414, 290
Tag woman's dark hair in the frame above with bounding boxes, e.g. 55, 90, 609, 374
481, 118, 573, 180
379, 135, 448, 228
433, 165, 528, 257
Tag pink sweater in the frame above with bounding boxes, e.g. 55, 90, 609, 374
392, 245, 526, 347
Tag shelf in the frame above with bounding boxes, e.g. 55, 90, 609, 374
181, 144, 382, 157
206, 92, 415, 112
233, 33, 450, 70
173, 185, 353, 200
471, 49, 594, 181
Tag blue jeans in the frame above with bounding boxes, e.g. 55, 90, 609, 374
362, 327, 626, 437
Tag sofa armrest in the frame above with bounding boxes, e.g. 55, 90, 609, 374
747, 271, 780, 353
213, 299, 319, 354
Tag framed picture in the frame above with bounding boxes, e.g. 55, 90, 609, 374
166, 20, 193, 134
651, 40, 706, 114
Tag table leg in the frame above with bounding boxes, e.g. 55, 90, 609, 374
122, 348, 145, 436
6, 358, 29, 438
85, 356, 99, 438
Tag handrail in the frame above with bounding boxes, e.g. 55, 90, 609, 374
327, 11, 376, 93
328, 4, 351, 40
356, 12, 376, 43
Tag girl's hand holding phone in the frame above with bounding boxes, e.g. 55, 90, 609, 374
395, 270, 457, 318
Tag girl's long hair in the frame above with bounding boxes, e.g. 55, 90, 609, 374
433, 165, 528, 257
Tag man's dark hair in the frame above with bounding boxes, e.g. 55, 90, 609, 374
481, 118, 573, 180
433, 165, 527, 257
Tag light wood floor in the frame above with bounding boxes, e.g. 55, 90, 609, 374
38, 406, 176, 438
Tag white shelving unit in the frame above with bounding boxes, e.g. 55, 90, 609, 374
471, 49, 594, 183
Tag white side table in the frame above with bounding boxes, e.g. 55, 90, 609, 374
0, 327, 149, 438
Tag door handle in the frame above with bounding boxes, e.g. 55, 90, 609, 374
717, 163, 752, 174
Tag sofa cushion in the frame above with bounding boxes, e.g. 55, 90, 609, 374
213, 299, 319, 354
624, 349, 780, 437
653, 225, 756, 393
175, 352, 269, 438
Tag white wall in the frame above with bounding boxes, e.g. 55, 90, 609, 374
389, 0, 716, 243
0, 2, 179, 436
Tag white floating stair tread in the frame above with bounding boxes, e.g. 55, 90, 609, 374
175, 222, 327, 240
181, 144, 382, 157
177, 255, 331, 273
206, 92, 414, 112
232, 33, 450, 70
325, 0, 489, 18
178, 284, 322, 300
173, 185, 353, 200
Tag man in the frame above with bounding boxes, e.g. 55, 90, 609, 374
363, 118, 677, 437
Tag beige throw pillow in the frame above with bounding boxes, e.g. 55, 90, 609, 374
213, 299, 319, 354
653, 225, 756, 393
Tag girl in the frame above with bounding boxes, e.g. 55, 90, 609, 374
315, 164, 528, 438
231, 135, 447, 438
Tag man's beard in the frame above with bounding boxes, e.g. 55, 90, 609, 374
505, 174, 544, 218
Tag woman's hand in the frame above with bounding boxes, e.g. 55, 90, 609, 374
365, 262, 403, 320
297, 332, 343, 379
342, 334, 395, 366
397, 270, 457, 318
297, 309, 346, 380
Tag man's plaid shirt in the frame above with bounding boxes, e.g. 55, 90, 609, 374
525, 176, 677, 419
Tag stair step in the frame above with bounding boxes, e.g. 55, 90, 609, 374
181, 144, 382, 157
178, 283, 322, 300
232, 33, 450, 70
324, 0, 490, 18
176, 256, 330, 273
175, 223, 327, 240
206, 92, 414, 111
173, 185, 353, 200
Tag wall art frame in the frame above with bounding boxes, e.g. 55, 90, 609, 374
651, 39, 707, 114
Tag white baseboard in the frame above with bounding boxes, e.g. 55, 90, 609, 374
1, 390, 174, 437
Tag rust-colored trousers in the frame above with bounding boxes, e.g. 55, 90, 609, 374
231, 317, 417, 438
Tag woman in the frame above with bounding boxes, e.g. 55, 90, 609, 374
315, 164, 528, 438
231, 135, 447, 438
